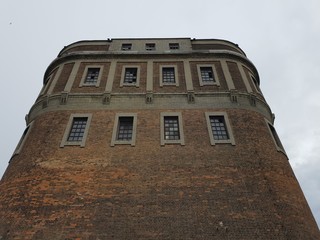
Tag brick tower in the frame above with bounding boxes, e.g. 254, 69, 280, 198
0, 38, 319, 239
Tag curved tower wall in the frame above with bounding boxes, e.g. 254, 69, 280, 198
0, 38, 319, 239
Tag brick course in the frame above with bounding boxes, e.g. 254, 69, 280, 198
1, 38, 319, 239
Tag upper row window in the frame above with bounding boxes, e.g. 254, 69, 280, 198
78, 64, 220, 88
121, 43, 132, 51
120, 43, 180, 51
120, 66, 140, 87
250, 74, 261, 93
80, 66, 103, 87
146, 43, 156, 51
197, 64, 220, 86
169, 43, 180, 50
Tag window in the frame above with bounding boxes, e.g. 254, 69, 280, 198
160, 65, 179, 87
84, 68, 100, 84
67, 118, 88, 142
200, 67, 214, 82
80, 66, 103, 87
120, 66, 140, 87
117, 117, 133, 141
160, 112, 185, 145
60, 114, 92, 147
169, 43, 180, 50
124, 68, 137, 84
164, 117, 180, 140
197, 64, 220, 86
145, 43, 156, 51
205, 112, 235, 145
111, 113, 137, 146
250, 74, 261, 93
39, 76, 52, 96
12, 121, 34, 157
162, 67, 175, 83
121, 43, 132, 51
266, 120, 285, 153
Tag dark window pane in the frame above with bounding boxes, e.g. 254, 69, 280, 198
84, 68, 100, 84
146, 43, 156, 51
117, 117, 134, 141
164, 116, 180, 140
121, 43, 132, 50
162, 67, 175, 83
210, 116, 229, 140
124, 68, 137, 84
68, 117, 88, 142
169, 43, 179, 50
200, 67, 215, 82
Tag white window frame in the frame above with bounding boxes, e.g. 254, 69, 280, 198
111, 113, 137, 146
197, 64, 220, 86
159, 65, 179, 87
79, 65, 103, 87
160, 112, 185, 146
60, 113, 92, 148
205, 112, 235, 145
265, 119, 286, 154
120, 66, 140, 87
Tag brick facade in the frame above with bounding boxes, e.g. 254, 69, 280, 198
0, 38, 319, 239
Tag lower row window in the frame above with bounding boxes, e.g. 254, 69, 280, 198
111, 113, 137, 146
205, 112, 235, 145
67, 117, 88, 142
60, 112, 235, 147
60, 114, 92, 147
160, 112, 185, 145
266, 119, 285, 153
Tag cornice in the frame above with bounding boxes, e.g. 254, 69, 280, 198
28, 91, 272, 125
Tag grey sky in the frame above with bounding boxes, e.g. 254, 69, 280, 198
1, 0, 319, 227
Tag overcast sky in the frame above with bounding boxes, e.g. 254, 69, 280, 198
1, 0, 319, 227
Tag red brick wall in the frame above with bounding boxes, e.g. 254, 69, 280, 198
1, 109, 319, 239
53, 63, 74, 93
227, 61, 247, 92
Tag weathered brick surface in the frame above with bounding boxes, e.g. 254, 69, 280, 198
1, 39, 319, 239
227, 61, 247, 92
1, 109, 319, 239
53, 63, 74, 93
